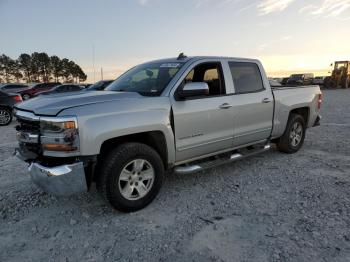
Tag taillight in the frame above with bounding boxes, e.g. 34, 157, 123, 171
317, 93, 322, 109
12, 95, 23, 103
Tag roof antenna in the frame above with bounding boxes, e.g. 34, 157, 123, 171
177, 52, 187, 60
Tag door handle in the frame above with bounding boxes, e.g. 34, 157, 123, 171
219, 103, 233, 109
262, 98, 272, 103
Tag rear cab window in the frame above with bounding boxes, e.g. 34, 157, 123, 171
228, 62, 265, 94
4, 85, 23, 89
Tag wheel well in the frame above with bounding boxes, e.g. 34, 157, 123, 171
99, 131, 168, 168
290, 107, 309, 125
0, 105, 12, 112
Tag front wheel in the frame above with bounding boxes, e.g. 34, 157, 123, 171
277, 114, 306, 154
0, 107, 12, 126
323, 77, 335, 89
97, 143, 164, 212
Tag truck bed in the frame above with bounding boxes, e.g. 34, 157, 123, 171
271, 85, 322, 138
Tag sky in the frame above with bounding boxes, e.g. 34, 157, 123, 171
1, 0, 350, 82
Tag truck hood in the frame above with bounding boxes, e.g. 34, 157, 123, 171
15, 91, 143, 116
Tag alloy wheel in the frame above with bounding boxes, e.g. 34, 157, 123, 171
118, 159, 155, 201
0, 109, 11, 125
290, 122, 303, 147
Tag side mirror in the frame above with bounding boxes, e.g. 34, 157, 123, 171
177, 82, 209, 99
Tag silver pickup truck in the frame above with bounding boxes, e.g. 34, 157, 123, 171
14, 55, 322, 212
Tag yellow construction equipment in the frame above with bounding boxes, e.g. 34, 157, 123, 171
324, 61, 350, 89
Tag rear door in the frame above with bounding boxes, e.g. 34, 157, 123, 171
227, 61, 274, 147
171, 60, 234, 163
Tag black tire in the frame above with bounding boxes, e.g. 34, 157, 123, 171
96, 142, 164, 212
0, 107, 13, 126
323, 77, 335, 89
341, 77, 349, 89
277, 114, 306, 154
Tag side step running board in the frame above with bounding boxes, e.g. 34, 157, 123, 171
174, 144, 271, 175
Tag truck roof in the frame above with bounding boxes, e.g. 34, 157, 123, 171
145, 56, 260, 65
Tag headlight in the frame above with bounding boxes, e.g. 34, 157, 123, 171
40, 116, 79, 153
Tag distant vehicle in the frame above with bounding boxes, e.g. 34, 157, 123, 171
79, 84, 92, 89
324, 61, 350, 89
281, 77, 289, 85
35, 84, 84, 96
0, 83, 29, 93
86, 80, 114, 91
287, 74, 314, 86
272, 78, 283, 83
19, 82, 61, 100
313, 76, 326, 85
269, 79, 282, 87
0, 90, 22, 125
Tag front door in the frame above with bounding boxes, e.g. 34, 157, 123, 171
171, 62, 234, 163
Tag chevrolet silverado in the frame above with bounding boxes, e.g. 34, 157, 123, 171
14, 55, 322, 212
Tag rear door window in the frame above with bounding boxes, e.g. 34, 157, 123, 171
228, 62, 265, 94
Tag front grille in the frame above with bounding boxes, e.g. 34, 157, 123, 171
16, 117, 40, 133
15, 112, 41, 156
20, 141, 41, 153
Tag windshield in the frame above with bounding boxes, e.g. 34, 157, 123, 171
106, 62, 184, 96
335, 62, 347, 70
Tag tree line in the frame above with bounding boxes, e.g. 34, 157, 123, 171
0, 52, 87, 83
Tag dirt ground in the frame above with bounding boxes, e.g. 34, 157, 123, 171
0, 89, 350, 262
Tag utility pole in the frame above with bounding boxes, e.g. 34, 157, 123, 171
92, 45, 96, 83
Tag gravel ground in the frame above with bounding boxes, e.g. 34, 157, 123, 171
0, 89, 350, 262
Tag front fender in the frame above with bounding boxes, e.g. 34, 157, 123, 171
59, 97, 176, 165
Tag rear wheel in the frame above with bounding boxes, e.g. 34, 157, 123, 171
0, 107, 12, 126
22, 94, 31, 100
277, 114, 306, 154
341, 77, 349, 89
97, 143, 164, 212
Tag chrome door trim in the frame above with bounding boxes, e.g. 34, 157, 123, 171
234, 128, 272, 139
177, 136, 234, 152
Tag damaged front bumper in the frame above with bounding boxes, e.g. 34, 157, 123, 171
16, 150, 88, 196
29, 162, 87, 196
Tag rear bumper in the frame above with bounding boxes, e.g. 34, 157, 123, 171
28, 162, 87, 196
313, 115, 321, 127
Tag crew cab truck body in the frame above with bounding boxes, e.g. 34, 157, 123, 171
15, 56, 322, 212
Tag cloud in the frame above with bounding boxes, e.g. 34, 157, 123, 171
258, 43, 268, 51
257, 0, 296, 15
194, 0, 213, 8
300, 0, 350, 20
281, 35, 293, 40
138, 0, 149, 6
236, 3, 256, 14
194, 0, 247, 9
